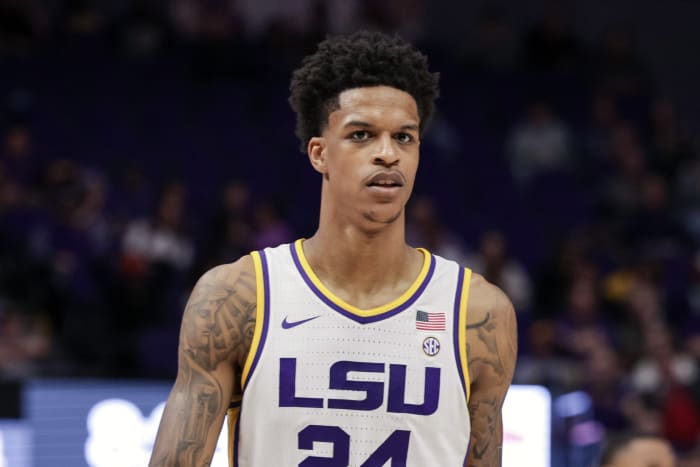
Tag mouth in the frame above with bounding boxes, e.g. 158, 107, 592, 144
365, 171, 405, 191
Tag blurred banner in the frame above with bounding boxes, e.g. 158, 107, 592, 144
1, 381, 549, 467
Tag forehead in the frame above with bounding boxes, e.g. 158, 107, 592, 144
328, 86, 419, 128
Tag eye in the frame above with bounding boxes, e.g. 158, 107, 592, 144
349, 130, 371, 141
395, 132, 414, 144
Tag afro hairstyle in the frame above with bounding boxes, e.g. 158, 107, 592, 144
289, 30, 440, 153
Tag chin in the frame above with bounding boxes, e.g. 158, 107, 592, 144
362, 206, 403, 225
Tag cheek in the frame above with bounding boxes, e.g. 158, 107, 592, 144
327, 152, 362, 184
404, 154, 420, 182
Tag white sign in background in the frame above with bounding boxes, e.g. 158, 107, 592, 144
84, 400, 229, 467
502, 385, 551, 467
0, 421, 31, 467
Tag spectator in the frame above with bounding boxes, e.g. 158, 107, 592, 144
508, 100, 573, 184
555, 276, 615, 359
406, 195, 470, 264
1, 124, 36, 189
582, 339, 629, 431
596, 122, 648, 224
0, 301, 52, 378
599, 433, 675, 467
630, 324, 700, 450
252, 198, 293, 250
206, 179, 254, 266
625, 174, 690, 260
582, 94, 620, 173
593, 25, 650, 100
122, 181, 194, 273
118, 181, 194, 337
515, 319, 581, 393
111, 163, 154, 228
649, 98, 694, 179
468, 230, 532, 311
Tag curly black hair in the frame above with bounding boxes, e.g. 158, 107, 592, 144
289, 30, 440, 153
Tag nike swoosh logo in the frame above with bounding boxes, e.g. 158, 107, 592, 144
282, 315, 321, 329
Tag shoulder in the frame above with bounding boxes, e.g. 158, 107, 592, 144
187, 254, 258, 325
197, 254, 256, 285
180, 255, 258, 368
465, 272, 518, 387
467, 272, 515, 327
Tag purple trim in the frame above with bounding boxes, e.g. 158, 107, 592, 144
464, 438, 471, 466
233, 404, 241, 467
290, 243, 436, 324
453, 267, 467, 396
243, 250, 270, 391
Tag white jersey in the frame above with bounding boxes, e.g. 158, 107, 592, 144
229, 240, 472, 466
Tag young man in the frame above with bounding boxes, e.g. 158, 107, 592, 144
150, 30, 517, 466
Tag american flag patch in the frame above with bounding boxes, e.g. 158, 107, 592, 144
416, 310, 446, 331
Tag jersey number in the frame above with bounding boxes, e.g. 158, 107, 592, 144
298, 425, 410, 467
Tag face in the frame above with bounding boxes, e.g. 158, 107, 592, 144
606, 438, 676, 467
308, 86, 420, 227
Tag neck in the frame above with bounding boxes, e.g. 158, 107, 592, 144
303, 192, 417, 298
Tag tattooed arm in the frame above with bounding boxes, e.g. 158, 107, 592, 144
465, 274, 518, 467
149, 256, 257, 467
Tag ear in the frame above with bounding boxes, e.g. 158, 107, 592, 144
307, 136, 327, 175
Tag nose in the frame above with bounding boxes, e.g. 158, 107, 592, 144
372, 132, 399, 167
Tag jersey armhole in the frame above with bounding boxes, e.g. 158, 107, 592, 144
454, 267, 472, 402
227, 398, 242, 467
240, 250, 270, 389
233, 251, 269, 466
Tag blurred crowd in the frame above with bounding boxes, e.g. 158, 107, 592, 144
1, 0, 700, 462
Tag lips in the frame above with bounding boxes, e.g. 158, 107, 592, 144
366, 171, 405, 188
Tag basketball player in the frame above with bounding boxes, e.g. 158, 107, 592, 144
150, 30, 517, 466
599, 433, 676, 467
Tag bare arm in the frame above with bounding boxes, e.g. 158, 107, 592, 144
149, 256, 256, 466
465, 275, 518, 467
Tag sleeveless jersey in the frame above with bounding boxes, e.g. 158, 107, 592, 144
228, 240, 472, 466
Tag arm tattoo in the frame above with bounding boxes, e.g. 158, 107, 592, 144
470, 315, 505, 378
183, 270, 256, 370
467, 312, 491, 330
468, 395, 500, 462
467, 300, 517, 467
150, 267, 256, 466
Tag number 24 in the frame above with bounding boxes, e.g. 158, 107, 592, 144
299, 425, 410, 467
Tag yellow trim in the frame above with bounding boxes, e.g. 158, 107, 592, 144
459, 268, 472, 402
294, 239, 431, 317
241, 251, 265, 388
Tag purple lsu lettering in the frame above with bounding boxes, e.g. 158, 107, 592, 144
278, 358, 441, 415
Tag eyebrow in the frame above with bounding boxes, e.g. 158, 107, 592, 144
343, 120, 419, 131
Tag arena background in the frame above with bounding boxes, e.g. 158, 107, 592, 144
1, 0, 700, 465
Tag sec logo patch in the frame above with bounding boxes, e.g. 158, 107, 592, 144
422, 337, 440, 356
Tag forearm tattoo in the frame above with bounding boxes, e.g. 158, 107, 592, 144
466, 304, 517, 467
